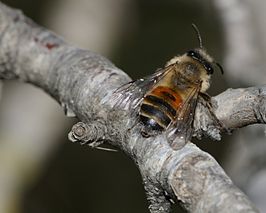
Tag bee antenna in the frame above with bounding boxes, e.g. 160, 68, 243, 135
192, 23, 203, 49
215, 62, 224, 74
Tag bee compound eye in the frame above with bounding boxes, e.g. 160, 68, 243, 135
187, 50, 201, 61
207, 66, 213, 74
187, 50, 195, 56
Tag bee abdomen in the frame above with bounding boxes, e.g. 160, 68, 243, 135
145, 95, 176, 117
139, 115, 165, 131
139, 103, 171, 130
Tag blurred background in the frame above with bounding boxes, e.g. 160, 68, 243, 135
0, 0, 266, 212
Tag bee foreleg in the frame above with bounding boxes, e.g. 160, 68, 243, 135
198, 94, 230, 134
199, 92, 212, 105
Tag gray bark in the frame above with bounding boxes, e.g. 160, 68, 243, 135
0, 2, 262, 213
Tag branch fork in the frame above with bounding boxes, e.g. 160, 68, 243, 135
0, 2, 263, 212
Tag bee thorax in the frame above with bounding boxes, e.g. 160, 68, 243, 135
165, 56, 180, 66
200, 75, 210, 92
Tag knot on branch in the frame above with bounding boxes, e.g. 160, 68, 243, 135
68, 122, 88, 142
68, 121, 107, 148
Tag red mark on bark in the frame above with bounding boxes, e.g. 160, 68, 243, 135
45, 43, 59, 50
33, 37, 59, 50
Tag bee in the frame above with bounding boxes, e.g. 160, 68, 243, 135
113, 24, 224, 150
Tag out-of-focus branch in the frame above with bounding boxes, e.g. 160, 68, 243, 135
44, 0, 135, 56
0, 80, 2, 100
0, 2, 261, 213
213, 0, 265, 85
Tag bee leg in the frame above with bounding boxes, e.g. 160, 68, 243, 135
141, 126, 152, 137
198, 93, 230, 134
141, 130, 150, 138
140, 126, 159, 138
199, 92, 212, 105
199, 92, 226, 121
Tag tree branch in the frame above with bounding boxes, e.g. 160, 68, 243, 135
0, 2, 262, 212
213, 0, 265, 85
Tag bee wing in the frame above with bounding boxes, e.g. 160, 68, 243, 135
166, 84, 201, 150
112, 67, 172, 113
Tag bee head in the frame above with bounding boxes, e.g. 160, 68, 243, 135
188, 24, 224, 75
186, 49, 214, 75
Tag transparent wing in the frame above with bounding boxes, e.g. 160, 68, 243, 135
166, 84, 201, 150
112, 66, 172, 113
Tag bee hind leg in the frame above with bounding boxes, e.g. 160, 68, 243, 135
140, 126, 160, 138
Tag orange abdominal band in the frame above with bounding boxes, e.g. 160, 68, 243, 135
149, 86, 183, 110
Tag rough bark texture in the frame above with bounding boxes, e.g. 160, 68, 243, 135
0, 2, 263, 213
